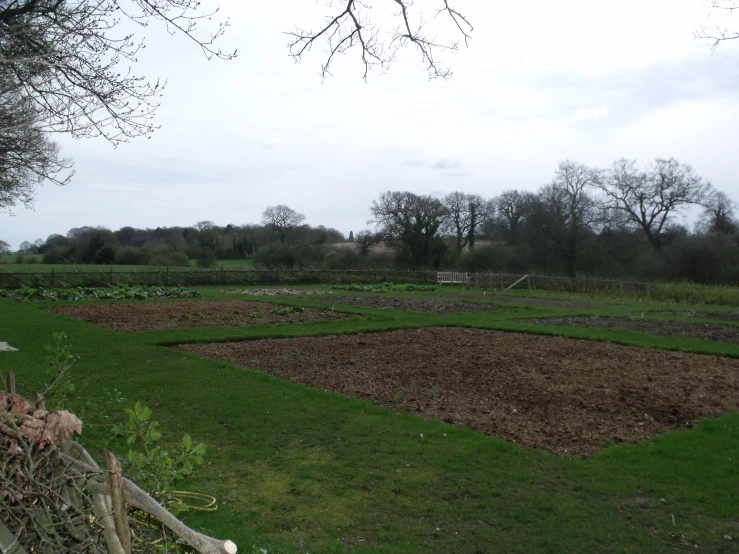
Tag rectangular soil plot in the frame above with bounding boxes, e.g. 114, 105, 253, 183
52, 301, 351, 332
178, 328, 739, 457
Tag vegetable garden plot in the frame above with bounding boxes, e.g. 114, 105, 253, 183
519, 315, 739, 345
179, 328, 739, 456
52, 301, 351, 332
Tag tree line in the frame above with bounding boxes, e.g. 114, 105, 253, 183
6, 157, 739, 284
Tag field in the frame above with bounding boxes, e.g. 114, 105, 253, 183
2, 285, 739, 553
0, 253, 255, 272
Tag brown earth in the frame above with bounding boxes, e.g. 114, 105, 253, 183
455, 293, 598, 309
177, 328, 739, 456
51, 301, 350, 332
520, 315, 739, 345
322, 295, 502, 314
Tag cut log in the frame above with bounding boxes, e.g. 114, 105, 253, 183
105, 450, 132, 554
61, 446, 237, 554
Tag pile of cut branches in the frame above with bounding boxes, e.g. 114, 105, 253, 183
0, 373, 236, 554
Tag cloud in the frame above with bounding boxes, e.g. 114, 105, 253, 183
430, 159, 462, 170
261, 135, 287, 150
573, 106, 610, 121
402, 160, 425, 166
540, 51, 739, 126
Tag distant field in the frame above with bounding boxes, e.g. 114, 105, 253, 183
0, 256, 255, 272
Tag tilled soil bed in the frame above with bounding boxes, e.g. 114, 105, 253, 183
324, 295, 502, 313
520, 315, 739, 345
178, 328, 739, 456
51, 301, 350, 332
650, 310, 739, 322
455, 293, 599, 309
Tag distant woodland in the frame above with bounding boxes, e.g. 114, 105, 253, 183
5, 158, 739, 285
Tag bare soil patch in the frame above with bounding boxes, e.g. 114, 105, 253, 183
178, 328, 739, 456
52, 301, 349, 333
650, 310, 739, 322
325, 295, 502, 314
454, 293, 598, 309
521, 315, 739, 345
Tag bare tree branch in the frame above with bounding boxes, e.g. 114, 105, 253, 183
696, 0, 739, 50
285, 0, 473, 81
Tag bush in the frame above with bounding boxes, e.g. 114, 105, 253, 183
116, 247, 152, 266
195, 248, 217, 268
96, 245, 117, 264
254, 242, 326, 269
43, 248, 65, 264
151, 251, 191, 267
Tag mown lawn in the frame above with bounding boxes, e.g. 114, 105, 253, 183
1, 287, 738, 553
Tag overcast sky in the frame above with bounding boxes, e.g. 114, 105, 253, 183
3, 0, 739, 248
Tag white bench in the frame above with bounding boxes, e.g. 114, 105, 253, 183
437, 272, 469, 285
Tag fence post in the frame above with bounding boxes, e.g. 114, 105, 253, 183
110, 267, 114, 286
166, 266, 170, 285
528, 275, 531, 290
50, 267, 55, 288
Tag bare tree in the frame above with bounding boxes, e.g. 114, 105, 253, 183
599, 158, 712, 250
262, 205, 306, 243
0, 239, 10, 253
370, 190, 447, 266
696, 1, 739, 50
356, 229, 382, 256
286, 0, 473, 80
441, 191, 486, 256
0, 1, 235, 146
542, 160, 600, 276
494, 190, 536, 245
698, 190, 737, 234
0, 75, 72, 212
0, 1, 234, 210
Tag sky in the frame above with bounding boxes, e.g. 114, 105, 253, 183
3, 0, 739, 248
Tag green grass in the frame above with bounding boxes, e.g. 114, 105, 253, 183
2, 287, 738, 553
0, 258, 255, 272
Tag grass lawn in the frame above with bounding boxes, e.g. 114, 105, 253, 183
1, 287, 738, 553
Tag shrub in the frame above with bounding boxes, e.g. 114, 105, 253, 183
151, 251, 190, 267
96, 245, 117, 264
195, 248, 217, 268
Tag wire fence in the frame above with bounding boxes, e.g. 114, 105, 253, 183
0, 267, 653, 294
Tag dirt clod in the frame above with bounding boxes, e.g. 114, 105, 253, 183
178, 328, 739, 456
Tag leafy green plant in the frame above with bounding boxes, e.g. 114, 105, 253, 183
3, 284, 201, 302
332, 282, 437, 293
249, 311, 263, 318
113, 402, 207, 506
